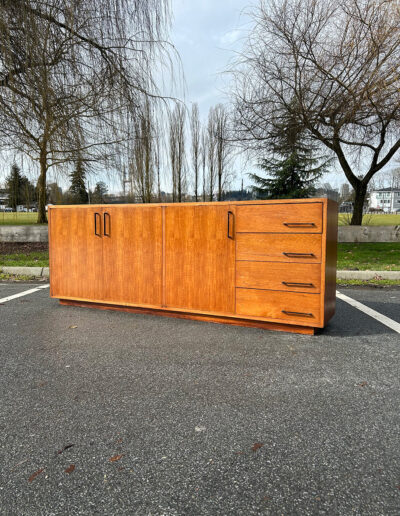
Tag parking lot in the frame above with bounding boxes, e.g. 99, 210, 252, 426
0, 283, 399, 515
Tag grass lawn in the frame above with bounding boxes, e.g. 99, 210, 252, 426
0, 250, 49, 267
0, 243, 49, 267
337, 243, 400, 271
338, 213, 400, 226
1, 242, 399, 271
1, 211, 400, 226
0, 212, 45, 225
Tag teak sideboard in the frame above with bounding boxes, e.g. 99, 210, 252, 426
49, 199, 337, 334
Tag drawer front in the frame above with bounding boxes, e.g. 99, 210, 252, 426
236, 203, 323, 233
236, 288, 321, 325
236, 262, 321, 293
236, 233, 322, 262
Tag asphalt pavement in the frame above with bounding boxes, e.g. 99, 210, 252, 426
0, 283, 399, 515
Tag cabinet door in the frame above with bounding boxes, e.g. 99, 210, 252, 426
101, 206, 163, 307
165, 205, 235, 313
50, 207, 104, 301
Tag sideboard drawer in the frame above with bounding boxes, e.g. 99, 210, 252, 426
236, 288, 321, 324
236, 233, 322, 262
236, 203, 323, 233
236, 262, 321, 293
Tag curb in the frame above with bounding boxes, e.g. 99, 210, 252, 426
0, 266, 49, 278
337, 271, 400, 280
1, 267, 399, 281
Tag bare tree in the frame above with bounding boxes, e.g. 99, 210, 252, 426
130, 101, 155, 203
190, 103, 201, 201
213, 104, 232, 201
169, 103, 186, 202
207, 109, 217, 201
0, 0, 172, 222
231, 0, 400, 224
200, 127, 208, 201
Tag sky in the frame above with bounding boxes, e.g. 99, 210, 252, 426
168, 0, 349, 192
169, 0, 249, 117
1, 1, 395, 194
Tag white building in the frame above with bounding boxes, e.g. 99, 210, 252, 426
369, 187, 400, 213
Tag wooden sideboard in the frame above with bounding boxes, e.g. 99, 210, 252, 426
49, 199, 337, 334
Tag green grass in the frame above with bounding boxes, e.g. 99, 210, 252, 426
0, 212, 45, 225
0, 250, 49, 267
1, 242, 399, 276
337, 243, 400, 271
1, 211, 399, 226
338, 213, 400, 226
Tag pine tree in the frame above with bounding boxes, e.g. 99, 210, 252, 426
249, 115, 330, 199
92, 182, 108, 204
69, 158, 88, 204
5, 164, 24, 211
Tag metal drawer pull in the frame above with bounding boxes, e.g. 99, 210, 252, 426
282, 310, 314, 317
283, 222, 316, 227
282, 281, 315, 288
283, 252, 315, 258
227, 210, 234, 239
104, 212, 110, 237
94, 212, 101, 236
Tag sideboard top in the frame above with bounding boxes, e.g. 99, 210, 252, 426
48, 198, 337, 209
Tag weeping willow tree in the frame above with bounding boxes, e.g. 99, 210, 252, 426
0, 0, 172, 222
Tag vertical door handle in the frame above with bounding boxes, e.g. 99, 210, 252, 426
227, 211, 234, 239
104, 212, 110, 237
94, 212, 101, 236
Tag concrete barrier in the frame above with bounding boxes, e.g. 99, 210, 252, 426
338, 225, 400, 243
0, 225, 48, 242
1, 223, 400, 243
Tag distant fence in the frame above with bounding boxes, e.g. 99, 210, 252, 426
1, 223, 400, 243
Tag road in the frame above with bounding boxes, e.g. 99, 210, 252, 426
0, 283, 399, 515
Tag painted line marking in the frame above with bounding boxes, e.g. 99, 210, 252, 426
0, 284, 49, 304
336, 290, 400, 334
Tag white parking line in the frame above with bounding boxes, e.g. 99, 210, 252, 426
336, 290, 400, 334
0, 284, 49, 304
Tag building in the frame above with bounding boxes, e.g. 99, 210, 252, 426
369, 187, 400, 213
0, 188, 9, 210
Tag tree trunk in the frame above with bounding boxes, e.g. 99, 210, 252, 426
351, 183, 367, 225
37, 150, 48, 223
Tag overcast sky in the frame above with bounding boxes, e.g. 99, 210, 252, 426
169, 0, 350, 191
170, 0, 249, 117
3, 0, 394, 193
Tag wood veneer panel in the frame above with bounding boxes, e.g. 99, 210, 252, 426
165, 205, 235, 313
236, 288, 321, 324
49, 207, 104, 301
236, 233, 322, 262
236, 262, 321, 293
236, 203, 323, 233
102, 206, 163, 306
59, 299, 315, 334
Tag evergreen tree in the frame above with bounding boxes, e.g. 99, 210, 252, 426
69, 158, 88, 204
5, 164, 24, 211
91, 182, 108, 204
20, 176, 37, 209
249, 115, 330, 199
